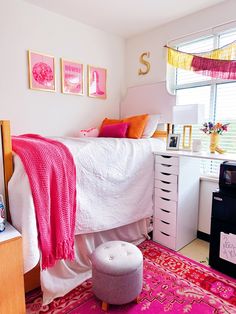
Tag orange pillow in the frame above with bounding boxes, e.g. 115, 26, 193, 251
124, 114, 149, 139
100, 114, 149, 139
100, 118, 122, 130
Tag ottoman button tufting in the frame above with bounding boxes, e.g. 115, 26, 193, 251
91, 240, 143, 311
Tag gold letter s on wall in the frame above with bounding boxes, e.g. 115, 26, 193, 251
138, 52, 150, 75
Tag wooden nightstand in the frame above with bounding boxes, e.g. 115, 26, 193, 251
0, 222, 25, 313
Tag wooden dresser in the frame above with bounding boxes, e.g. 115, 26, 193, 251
0, 222, 25, 313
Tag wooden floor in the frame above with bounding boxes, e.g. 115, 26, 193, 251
178, 239, 209, 266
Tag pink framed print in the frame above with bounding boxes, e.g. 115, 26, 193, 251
28, 50, 56, 92
61, 59, 84, 95
87, 65, 107, 99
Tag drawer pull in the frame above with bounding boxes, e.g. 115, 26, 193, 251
161, 164, 171, 168
161, 155, 171, 159
161, 180, 170, 184
160, 197, 170, 201
156, 172, 177, 184
161, 220, 170, 225
161, 188, 170, 193
160, 231, 170, 237
160, 208, 170, 213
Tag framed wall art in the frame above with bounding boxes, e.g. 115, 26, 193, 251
28, 50, 56, 92
166, 134, 180, 150
87, 65, 107, 99
61, 59, 84, 95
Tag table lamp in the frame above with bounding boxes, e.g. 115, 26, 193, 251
172, 104, 205, 150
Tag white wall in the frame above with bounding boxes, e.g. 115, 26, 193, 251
198, 178, 218, 234
125, 0, 236, 234
0, 0, 125, 136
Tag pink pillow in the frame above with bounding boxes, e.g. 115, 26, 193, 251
99, 122, 129, 138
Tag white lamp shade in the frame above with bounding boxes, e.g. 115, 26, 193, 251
173, 104, 205, 124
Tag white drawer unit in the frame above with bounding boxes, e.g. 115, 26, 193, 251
155, 217, 176, 236
155, 207, 176, 224
156, 172, 178, 184
155, 180, 177, 192
153, 151, 200, 251
155, 163, 179, 176
155, 196, 177, 214
156, 188, 178, 201
155, 155, 179, 166
153, 228, 176, 250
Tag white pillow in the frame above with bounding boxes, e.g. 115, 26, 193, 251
142, 114, 160, 138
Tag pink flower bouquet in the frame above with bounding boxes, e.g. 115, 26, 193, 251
201, 122, 229, 135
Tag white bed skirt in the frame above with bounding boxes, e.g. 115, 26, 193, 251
41, 218, 148, 305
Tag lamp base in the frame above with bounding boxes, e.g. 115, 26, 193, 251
182, 125, 192, 150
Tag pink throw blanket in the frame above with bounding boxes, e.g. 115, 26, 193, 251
12, 134, 76, 270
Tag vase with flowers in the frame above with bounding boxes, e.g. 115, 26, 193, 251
201, 122, 229, 154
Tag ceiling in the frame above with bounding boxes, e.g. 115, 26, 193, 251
25, 0, 226, 38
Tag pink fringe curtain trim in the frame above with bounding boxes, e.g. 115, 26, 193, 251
191, 56, 236, 80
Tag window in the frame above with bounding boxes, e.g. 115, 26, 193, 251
172, 29, 236, 176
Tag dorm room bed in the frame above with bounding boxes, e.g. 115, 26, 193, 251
0, 120, 167, 304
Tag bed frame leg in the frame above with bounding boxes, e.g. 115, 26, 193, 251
102, 301, 108, 311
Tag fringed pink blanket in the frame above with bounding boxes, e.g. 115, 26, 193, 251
12, 134, 76, 270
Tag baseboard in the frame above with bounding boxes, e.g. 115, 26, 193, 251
197, 230, 210, 242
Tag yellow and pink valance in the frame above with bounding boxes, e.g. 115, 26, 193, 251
166, 41, 236, 80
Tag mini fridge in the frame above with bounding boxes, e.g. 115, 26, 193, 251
209, 191, 236, 278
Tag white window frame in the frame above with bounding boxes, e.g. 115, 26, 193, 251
171, 29, 236, 176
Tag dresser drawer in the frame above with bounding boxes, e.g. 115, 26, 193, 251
155, 172, 178, 184
155, 207, 176, 224
155, 196, 177, 213
155, 163, 179, 176
155, 180, 178, 192
155, 155, 179, 166
154, 218, 176, 237
156, 187, 178, 201
153, 228, 176, 250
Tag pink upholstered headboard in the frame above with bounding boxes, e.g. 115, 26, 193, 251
120, 82, 176, 123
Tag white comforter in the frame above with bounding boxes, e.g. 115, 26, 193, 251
9, 137, 163, 273
63, 137, 154, 233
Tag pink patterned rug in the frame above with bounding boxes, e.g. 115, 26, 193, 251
26, 240, 236, 313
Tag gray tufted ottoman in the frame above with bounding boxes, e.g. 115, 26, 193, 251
91, 240, 143, 311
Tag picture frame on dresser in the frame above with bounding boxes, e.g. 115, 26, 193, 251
167, 134, 180, 150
